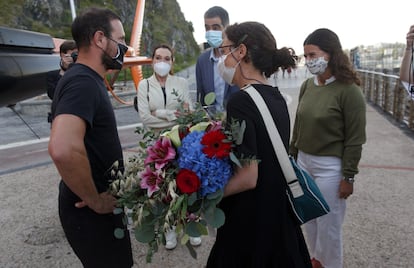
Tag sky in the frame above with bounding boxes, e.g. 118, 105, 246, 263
176, 0, 413, 54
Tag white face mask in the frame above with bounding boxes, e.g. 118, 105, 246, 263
217, 48, 240, 85
153, 62, 171, 77
305, 56, 328, 75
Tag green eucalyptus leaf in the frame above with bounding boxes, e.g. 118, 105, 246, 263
230, 152, 242, 168
114, 228, 125, 239
150, 201, 168, 217
187, 198, 202, 213
185, 240, 198, 259
181, 197, 188, 217
146, 246, 155, 263
206, 189, 223, 203
186, 221, 208, 237
139, 141, 147, 148
172, 195, 185, 211
204, 208, 225, 228
113, 207, 124, 215
181, 233, 189, 245
142, 209, 150, 217
204, 92, 216, 106
236, 120, 246, 145
134, 224, 156, 243
202, 198, 214, 212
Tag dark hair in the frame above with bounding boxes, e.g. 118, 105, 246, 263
59, 40, 77, 54
151, 44, 174, 62
304, 28, 361, 85
224, 21, 295, 78
204, 6, 229, 27
71, 7, 121, 48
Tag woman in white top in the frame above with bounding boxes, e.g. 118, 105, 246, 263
137, 44, 193, 131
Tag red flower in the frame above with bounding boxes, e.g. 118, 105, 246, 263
176, 169, 201, 194
201, 130, 231, 159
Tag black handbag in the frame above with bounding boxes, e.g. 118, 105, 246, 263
133, 79, 149, 112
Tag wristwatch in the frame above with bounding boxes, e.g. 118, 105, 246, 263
343, 177, 355, 184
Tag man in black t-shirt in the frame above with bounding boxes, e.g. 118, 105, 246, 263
48, 8, 132, 267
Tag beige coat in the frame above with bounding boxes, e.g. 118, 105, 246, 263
137, 74, 192, 130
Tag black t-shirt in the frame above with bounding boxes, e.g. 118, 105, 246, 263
46, 69, 62, 100
51, 64, 123, 195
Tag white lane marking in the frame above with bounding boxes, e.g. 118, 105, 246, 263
0, 123, 143, 151
0, 137, 50, 150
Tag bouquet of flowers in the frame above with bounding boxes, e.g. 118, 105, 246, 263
109, 94, 246, 262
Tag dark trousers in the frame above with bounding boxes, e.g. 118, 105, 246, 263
58, 181, 133, 268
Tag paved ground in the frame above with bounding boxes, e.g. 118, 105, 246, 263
1, 67, 414, 267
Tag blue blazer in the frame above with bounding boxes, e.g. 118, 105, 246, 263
195, 49, 239, 108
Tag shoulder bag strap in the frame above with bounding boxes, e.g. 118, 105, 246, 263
146, 79, 150, 102
244, 86, 297, 184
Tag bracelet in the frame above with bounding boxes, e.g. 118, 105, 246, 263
343, 177, 355, 184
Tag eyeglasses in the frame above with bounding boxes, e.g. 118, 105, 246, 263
105, 36, 128, 57
218, 45, 234, 55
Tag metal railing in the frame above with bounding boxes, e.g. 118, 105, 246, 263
358, 70, 414, 131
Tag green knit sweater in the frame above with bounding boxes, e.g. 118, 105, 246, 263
289, 78, 366, 178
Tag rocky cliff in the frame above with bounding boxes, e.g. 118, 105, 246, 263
0, 0, 200, 68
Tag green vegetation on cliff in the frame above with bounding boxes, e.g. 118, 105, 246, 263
0, 0, 200, 74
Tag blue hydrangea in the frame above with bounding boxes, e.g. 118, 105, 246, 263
178, 131, 232, 197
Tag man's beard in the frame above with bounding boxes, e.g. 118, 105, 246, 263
101, 48, 116, 70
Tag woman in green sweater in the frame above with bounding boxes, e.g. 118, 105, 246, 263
289, 28, 366, 268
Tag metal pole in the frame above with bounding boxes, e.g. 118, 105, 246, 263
69, 0, 76, 21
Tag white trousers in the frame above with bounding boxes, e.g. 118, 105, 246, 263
297, 151, 346, 268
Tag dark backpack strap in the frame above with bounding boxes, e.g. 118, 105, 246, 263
133, 79, 149, 113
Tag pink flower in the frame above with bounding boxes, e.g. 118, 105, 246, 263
140, 166, 163, 197
145, 136, 176, 169
206, 121, 222, 132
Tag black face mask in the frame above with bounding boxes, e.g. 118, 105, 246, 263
102, 43, 128, 70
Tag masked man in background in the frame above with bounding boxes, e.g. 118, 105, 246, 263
195, 6, 239, 113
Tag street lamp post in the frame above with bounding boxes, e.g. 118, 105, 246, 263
69, 0, 76, 21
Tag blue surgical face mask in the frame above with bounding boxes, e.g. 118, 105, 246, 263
205, 30, 223, 48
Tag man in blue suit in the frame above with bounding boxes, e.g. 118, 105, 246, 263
196, 6, 239, 113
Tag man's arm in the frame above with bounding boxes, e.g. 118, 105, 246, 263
399, 25, 414, 83
48, 114, 116, 214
